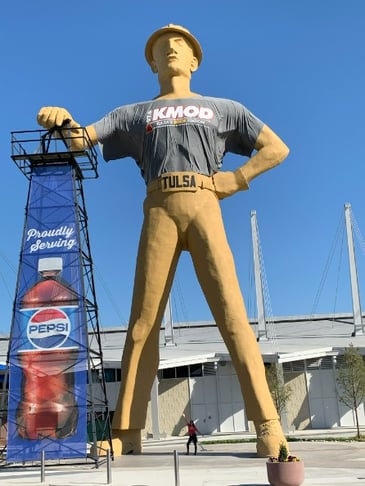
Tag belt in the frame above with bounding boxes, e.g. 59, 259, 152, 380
147, 171, 216, 194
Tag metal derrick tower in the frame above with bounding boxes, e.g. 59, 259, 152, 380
0, 127, 112, 466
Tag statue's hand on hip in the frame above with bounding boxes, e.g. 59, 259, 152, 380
213, 169, 249, 200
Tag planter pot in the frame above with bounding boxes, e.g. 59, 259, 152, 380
266, 460, 305, 486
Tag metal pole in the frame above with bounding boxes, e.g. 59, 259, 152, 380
40, 450, 45, 483
151, 376, 161, 440
250, 210, 267, 340
173, 449, 180, 486
344, 203, 364, 336
164, 295, 176, 346
106, 448, 112, 484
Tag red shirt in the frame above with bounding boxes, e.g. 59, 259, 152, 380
188, 423, 197, 435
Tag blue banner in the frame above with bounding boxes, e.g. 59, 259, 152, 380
7, 164, 88, 462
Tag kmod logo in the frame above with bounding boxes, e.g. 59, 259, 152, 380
27, 307, 71, 349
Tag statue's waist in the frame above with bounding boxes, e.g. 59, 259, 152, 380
147, 171, 215, 193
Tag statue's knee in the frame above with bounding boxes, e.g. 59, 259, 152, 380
130, 320, 151, 345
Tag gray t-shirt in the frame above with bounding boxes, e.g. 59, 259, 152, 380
93, 96, 264, 184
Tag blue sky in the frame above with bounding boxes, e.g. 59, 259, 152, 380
1, 0, 365, 332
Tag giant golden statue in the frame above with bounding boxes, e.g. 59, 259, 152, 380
37, 24, 290, 457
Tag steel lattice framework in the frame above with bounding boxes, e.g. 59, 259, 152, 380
0, 128, 113, 466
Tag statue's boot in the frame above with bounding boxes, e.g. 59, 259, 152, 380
112, 429, 142, 455
93, 429, 142, 457
254, 419, 289, 458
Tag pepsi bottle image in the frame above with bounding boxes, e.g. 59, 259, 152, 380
16, 257, 80, 440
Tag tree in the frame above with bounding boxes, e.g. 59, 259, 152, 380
336, 343, 365, 439
266, 363, 292, 417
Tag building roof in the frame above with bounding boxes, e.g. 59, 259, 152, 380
1, 313, 364, 370
97, 312, 365, 368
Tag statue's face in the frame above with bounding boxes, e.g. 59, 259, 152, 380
151, 33, 198, 77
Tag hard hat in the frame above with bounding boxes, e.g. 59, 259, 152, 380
145, 24, 203, 66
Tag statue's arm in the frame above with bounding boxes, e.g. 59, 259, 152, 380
239, 124, 289, 183
213, 124, 289, 200
37, 106, 97, 150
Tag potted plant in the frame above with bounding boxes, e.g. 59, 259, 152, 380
266, 442, 304, 486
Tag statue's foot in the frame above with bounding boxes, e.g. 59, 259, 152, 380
112, 429, 142, 455
254, 419, 288, 458
91, 429, 142, 457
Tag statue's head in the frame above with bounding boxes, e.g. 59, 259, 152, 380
145, 24, 203, 74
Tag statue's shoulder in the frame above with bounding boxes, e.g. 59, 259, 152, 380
199, 96, 249, 116
199, 95, 243, 107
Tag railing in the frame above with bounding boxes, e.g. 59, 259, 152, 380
11, 128, 99, 180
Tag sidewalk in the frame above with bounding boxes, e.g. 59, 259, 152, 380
0, 429, 364, 485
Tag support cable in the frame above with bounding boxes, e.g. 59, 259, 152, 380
310, 211, 343, 317
351, 210, 365, 256
256, 226, 277, 344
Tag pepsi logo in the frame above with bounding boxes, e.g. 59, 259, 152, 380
27, 307, 71, 349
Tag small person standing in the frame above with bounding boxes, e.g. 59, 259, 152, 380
184, 417, 200, 455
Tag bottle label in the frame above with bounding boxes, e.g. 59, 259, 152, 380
25, 307, 72, 349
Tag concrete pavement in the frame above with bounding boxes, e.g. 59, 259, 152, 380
0, 430, 364, 485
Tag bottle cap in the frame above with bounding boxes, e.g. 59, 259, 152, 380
38, 257, 63, 273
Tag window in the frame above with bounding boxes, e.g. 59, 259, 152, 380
162, 368, 176, 379
104, 369, 116, 383
189, 363, 203, 377
160, 363, 212, 379
176, 366, 189, 378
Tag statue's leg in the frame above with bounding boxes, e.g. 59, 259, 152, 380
110, 194, 181, 455
188, 190, 287, 457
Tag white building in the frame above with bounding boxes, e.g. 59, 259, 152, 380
87, 312, 365, 439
